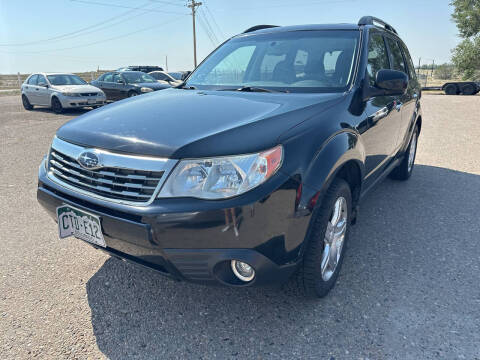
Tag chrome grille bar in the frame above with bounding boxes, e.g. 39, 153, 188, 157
47, 136, 178, 206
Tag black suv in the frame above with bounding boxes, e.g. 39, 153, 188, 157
37, 16, 421, 298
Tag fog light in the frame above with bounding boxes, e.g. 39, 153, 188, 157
231, 260, 255, 282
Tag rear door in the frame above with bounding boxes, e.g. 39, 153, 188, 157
398, 41, 421, 148
361, 30, 402, 188
100, 73, 115, 99
112, 73, 126, 99
24, 75, 38, 103
384, 36, 415, 152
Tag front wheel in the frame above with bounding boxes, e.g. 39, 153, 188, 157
51, 97, 63, 114
128, 91, 138, 98
389, 127, 419, 181
287, 178, 352, 298
22, 94, 33, 110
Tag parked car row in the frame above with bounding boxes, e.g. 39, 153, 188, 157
21, 66, 191, 113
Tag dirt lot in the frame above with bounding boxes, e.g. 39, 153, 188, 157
1, 94, 479, 359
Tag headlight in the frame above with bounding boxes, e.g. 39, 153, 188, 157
158, 145, 283, 199
140, 87, 153, 93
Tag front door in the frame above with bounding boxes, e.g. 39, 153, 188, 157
360, 31, 402, 188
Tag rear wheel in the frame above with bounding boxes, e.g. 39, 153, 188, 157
51, 97, 63, 114
461, 83, 476, 95
389, 127, 419, 181
444, 83, 457, 95
128, 91, 138, 98
22, 95, 33, 110
286, 178, 352, 298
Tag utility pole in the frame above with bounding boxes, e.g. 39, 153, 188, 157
165, 55, 168, 72
187, 0, 202, 68
417, 57, 421, 77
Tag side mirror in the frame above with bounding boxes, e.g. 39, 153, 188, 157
364, 69, 408, 100
375, 69, 408, 94
38, 82, 48, 88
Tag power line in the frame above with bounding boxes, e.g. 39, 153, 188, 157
4, 16, 185, 55
197, 10, 217, 47
0, 1, 154, 46
198, 8, 219, 45
69, 0, 187, 15
203, 2, 225, 39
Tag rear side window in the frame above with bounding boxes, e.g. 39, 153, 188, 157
400, 42, 417, 80
27, 75, 38, 85
385, 37, 406, 74
367, 33, 390, 86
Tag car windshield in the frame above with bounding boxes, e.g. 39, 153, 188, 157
122, 72, 157, 83
187, 30, 359, 93
47, 74, 87, 86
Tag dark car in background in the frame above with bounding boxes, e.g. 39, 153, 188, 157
91, 71, 170, 101
37, 16, 421, 298
117, 65, 164, 73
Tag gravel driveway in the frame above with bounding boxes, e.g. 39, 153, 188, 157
1, 94, 479, 359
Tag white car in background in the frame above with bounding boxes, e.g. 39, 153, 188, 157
21, 73, 106, 113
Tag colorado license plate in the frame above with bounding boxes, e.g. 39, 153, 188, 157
56, 205, 106, 247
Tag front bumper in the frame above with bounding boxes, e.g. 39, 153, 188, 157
58, 95, 106, 108
37, 159, 311, 286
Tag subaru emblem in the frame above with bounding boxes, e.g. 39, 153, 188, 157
77, 151, 101, 170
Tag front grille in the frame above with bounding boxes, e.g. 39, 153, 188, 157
80, 92, 99, 96
47, 137, 177, 205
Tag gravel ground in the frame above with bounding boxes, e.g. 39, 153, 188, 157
1, 94, 479, 359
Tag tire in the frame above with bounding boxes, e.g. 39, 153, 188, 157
444, 83, 457, 95
51, 97, 63, 114
22, 94, 33, 110
389, 127, 419, 181
461, 83, 475, 95
286, 178, 352, 298
128, 91, 138, 98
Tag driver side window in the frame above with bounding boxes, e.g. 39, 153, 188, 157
367, 33, 390, 86
113, 74, 123, 83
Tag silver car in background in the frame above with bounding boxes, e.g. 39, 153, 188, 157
21, 73, 106, 113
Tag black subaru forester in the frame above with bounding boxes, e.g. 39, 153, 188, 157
37, 16, 421, 298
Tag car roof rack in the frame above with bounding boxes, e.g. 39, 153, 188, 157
243, 25, 279, 33
358, 16, 397, 34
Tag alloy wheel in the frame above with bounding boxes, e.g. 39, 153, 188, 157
321, 196, 348, 281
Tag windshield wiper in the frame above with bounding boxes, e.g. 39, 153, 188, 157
219, 86, 288, 93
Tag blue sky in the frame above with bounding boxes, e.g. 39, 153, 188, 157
0, 0, 458, 74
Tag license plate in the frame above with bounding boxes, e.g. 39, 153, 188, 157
56, 205, 106, 247
87, 99, 96, 104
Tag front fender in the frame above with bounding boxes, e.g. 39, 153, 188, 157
298, 130, 365, 210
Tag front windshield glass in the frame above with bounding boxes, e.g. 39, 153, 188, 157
47, 74, 87, 86
187, 30, 359, 93
122, 72, 156, 84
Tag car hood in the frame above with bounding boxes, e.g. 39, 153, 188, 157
132, 82, 170, 90
52, 84, 102, 93
57, 88, 345, 158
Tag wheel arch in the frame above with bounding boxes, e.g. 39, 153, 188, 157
298, 130, 365, 212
